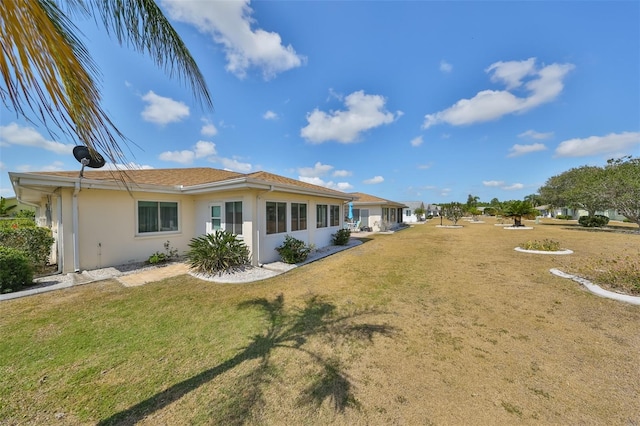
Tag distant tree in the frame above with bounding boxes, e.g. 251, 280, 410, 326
467, 207, 482, 221
604, 156, 640, 228
524, 194, 543, 207
0, 197, 17, 217
414, 203, 426, 221
442, 202, 464, 226
538, 166, 610, 217
503, 200, 536, 227
466, 194, 480, 210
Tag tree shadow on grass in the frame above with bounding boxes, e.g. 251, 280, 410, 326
98, 294, 397, 425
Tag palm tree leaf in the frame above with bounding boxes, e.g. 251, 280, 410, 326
91, 0, 213, 109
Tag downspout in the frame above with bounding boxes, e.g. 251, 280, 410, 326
72, 182, 80, 272
56, 190, 63, 274
255, 185, 275, 266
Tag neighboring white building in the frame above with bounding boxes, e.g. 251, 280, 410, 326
10, 168, 353, 273
401, 201, 427, 223
348, 192, 406, 231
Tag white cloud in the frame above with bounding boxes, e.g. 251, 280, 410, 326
296, 162, 353, 190
410, 136, 423, 147
418, 163, 433, 170
16, 161, 65, 172
141, 91, 190, 125
503, 183, 524, 190
159, 141, 217, 164
332, 169, 352, 178
518, 129, 553, 139
507, 143, 547, 158
423, 58, 574, 129
486, 57, 536, 90
299, 176, 353, 191
194, 141, 217, 158
263, 110, 278, 120
483, 180, 524, 191
0, 161, 4, 170
105, 162, 154, 170
301, 91, 400, 143
0, 122, 75, 155
440, 60, 453, 73
555, 132, 640, 158
298, 162, 333, 178
200, 119, 218, 136
161, 0, 304, 79
218, 157, 253, 173
363, 175, 384, 184
159, 150, 195, 164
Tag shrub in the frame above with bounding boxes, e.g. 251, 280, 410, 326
578, 215, 609, 228
0, 218, 36, 230
0, 246, 33, 293
147, 240, 179, 264
187, 231, 250, 274
520, 239, 561, 251
276, 235, 311, 264
332, 229, 351, 246
555, 215, 573, 220
570, 254, 640, 296
0, 226, 54, 272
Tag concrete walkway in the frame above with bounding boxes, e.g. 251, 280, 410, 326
1, 238, 365, 301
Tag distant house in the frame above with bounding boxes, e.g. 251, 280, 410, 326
425, 204, 441, 217
9, 168, 353, 273
348, 192, 406, 231
535, 205, 628, 221
401, 201, 427, 223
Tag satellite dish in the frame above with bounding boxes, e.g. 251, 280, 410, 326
73, 145, 105, 177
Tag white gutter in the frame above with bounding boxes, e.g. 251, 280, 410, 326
56, 191, 63, 274
72, 181, 80, 272
256, 185, 273, 266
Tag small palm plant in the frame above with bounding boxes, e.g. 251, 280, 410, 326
503, 200, 536, 227
186, 230, 250, 274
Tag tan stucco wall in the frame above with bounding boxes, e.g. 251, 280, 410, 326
49, 186, 347, 272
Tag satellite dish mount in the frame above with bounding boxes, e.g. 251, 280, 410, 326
73, 146, 105, 177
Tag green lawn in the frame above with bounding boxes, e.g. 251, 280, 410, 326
1, 219, 639, 424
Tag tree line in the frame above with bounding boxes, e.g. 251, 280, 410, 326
434, 156, 639, 228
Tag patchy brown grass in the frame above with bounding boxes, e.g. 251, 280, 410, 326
1, 217, 639, 425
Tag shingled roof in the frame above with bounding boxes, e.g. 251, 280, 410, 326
19, 167, 351, 198
349, 192, 406, 207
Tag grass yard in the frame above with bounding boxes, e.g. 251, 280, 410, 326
1, 218, 639, 425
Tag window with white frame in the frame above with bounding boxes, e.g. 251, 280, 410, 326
210, 202, 243, 235
225, 201, 243, 235
138, 201, 178, 233
316, 204, 328, 228
291, 203, 307, 231
330, 205, 340, 227
266, 201, 286, 234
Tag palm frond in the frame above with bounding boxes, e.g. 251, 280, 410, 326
91, 0, 213, 109
0, 0, 127, 164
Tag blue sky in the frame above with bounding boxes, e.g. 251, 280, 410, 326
1, 1, 639, 204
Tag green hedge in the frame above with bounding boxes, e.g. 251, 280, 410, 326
0, 246, 33, 293
0, 227, 54, 272
0, 218, 36, 230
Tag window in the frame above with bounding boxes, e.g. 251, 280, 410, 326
405, 209, 411, 216
138, 201, 178, 233
266, 201, 287, 234
330, 205, 340, 227
291, 203, 307, 231
211, 205, 222, 231
316, 204, 328, 228
225, 201, 243, 235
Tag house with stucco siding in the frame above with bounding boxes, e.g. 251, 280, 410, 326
9, 168, 353, 273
